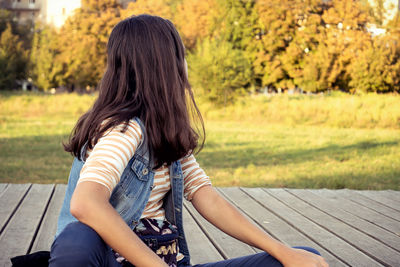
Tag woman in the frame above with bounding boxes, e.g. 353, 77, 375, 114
49, 15, 328, 267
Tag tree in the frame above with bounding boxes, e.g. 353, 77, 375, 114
363, 0, 398, 26
0, 9, 33, 49
320, 0, 371, 91
215, 0, 258, 51
58, 0, 122, 91
208, 0, 259, 90
386, 9, 400, 30
0, 23, 28, 90
30, 24, 63, 91
350, 34, 400, 93
120, 0, 175, 20
254, 0, 323, 90
280, 0, 328, 92
187, 38, 252, 105
82, 0, 120, 11
0, 9, 13, 34
174, 0, 218, 50
278, 0, 371, 92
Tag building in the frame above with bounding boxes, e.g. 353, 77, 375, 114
0, 0, 136, 28
0, 0, 41, 25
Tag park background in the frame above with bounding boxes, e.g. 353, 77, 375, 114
0, 0, 399, 190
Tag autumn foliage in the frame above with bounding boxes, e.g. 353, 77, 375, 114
1, 0, 399, 102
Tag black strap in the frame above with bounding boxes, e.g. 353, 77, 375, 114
11, 251, 50, 267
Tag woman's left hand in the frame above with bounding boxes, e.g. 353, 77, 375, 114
280, 247, 329, 267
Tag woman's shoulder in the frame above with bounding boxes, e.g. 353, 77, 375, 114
125, 118, 143, 134
101, 118, 143, 147
180, 153, 196, 164
121, 118, 143, 142
108, 118, 141, 133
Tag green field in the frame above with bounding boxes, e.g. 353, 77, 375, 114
1, 91, 399, 189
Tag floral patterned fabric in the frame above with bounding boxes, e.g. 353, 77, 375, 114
113, 218, 179, 267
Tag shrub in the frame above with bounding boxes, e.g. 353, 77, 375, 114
30, 24, 64, 91
187, 38, 252, 105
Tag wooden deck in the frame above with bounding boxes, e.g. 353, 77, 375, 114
0, 184, 399, 267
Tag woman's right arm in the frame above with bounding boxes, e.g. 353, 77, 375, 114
70, 181, 167, 267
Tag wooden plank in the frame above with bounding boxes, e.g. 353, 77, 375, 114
30, 185, 67, 252
266, 188, 400, 266
290, 189, 400, 252
1, 184, 398, 266
0, 184, 31, 234
312, 189, 400, 235
356, 190, 400, 211
333, 189, 400, 221
376, 190, 400, 201
243, 188, 373, 267
216, 188, 280, 241
220, 188, 346, 267
184, 199, 256, 259
0, 183, 8, 195
182, 205, 223, 264
0, 184, 54, 267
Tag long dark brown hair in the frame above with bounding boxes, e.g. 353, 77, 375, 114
64, 14, 205, 168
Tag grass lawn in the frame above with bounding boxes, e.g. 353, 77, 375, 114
1, 91, 399, 189
198, 121, 399, 189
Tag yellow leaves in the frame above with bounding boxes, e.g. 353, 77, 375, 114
349, 34, 400, 92
322, 0, 369, 29
0, 23, 28, 89
174, 0, 218, 50
121, 0, 173, 20
188, 37, 252, 104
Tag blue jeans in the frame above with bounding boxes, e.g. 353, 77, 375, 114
49, 222, 321, 267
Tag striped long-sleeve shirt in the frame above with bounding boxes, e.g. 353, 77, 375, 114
77, 119, 211, 220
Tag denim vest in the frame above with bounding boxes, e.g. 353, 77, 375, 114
55, 118, 191, 265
